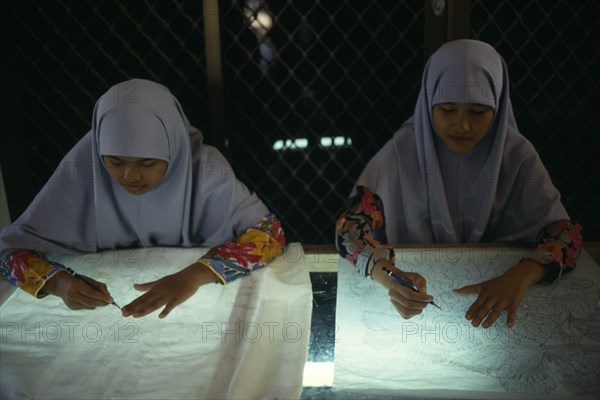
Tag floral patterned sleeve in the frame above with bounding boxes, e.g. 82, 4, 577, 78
335, 186, 394, 278
198, 213, 287, 284
522, 220, 583, 282
0, 250, 69, 298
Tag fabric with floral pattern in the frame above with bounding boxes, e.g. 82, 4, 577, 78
0, 213, 286, 297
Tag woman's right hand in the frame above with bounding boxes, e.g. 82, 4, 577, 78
41, 271, 115, 310
371, 259, 432, 318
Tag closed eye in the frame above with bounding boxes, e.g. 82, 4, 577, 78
106, 157, 123, 166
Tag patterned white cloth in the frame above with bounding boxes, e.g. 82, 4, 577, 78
0, 243, 312, 399
334, 247, 600, 399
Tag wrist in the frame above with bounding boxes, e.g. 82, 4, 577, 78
372, 259, 401, 287
187, 261, 221, 285
39, 270, 71, 297
509, 259, 546, 285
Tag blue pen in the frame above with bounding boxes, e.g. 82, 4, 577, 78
382, 267, 441, 309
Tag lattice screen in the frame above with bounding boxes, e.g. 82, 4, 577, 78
2, 0, 598, 243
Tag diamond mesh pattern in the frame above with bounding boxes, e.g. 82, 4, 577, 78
221, 1, 425, 242
2, 0, 208, 191
470, 0, 600, 242
1, 0, 598, 244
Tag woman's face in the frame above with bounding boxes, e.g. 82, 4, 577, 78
102, 156, 168, 195
432, 103, 494, 153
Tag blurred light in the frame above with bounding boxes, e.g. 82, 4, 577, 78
320, 137, 332, 147
319, 136, 352, 148
272, 138, 308, 151
273, 136, 352, 151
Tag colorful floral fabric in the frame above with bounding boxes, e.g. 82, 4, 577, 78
200, 213, 286, 284
335, 186, 394, 277
523, 219, 583, 281
0, 213, 286, 297
0, 250, 69, 298
336, 185, 583, 282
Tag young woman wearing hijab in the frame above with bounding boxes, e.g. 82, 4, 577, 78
0, 79, 285, 319
335, 39, 582, 329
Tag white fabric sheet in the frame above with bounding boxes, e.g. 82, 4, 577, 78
334, 247, 600, 399
0, 243, 312, 399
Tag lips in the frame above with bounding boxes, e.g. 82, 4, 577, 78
124, 183, 144, 192
448, 136, 472, 143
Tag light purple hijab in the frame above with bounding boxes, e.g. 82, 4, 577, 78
354, 39, 568, 244
1, 79, 268, 256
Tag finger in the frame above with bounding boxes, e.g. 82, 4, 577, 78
481, 307, 504, 329
66, 302, 94, 311
73, 283, 114, 308
469, 299, 496, 327
411, 275, 428, 294
122, 292, 167, 318
505, 305, 519, 328
133, 281, 157, 292
464, 294, 487, 322
453, 284, 481, 295
159, 303, 176, 319
389, 289, 429, 315
390, 298, 423, 318
390, 282, 433, 304
72, 295, 109, 309
82, 276, 111, 296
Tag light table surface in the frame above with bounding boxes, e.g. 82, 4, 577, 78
302, 243, 600, 400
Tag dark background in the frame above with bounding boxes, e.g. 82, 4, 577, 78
1, 0, 598, 244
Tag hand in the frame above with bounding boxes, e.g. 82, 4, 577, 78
371, 259, 433, 318
41, 271, 115, 310
121, 262, 219, 319
453, 260, 546, 328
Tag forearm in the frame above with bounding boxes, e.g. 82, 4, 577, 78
522, 220, 583, 282
198, 213, 286, 284
335, 186, 394, 277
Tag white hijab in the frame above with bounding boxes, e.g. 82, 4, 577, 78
1, 79, 268, 256
354, 39, 568, 244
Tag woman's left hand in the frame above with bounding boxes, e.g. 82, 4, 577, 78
121, 262, 219, 318
453, 260, 546, 329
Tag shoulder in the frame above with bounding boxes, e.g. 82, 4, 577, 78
189, 136, 238, 188
45, 132, 96, 186
64, 131, 93, 161
189, 131, 229, 164
368, 118, 417, 167
502, 128, 543, 164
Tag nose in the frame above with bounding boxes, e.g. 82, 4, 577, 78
455, 111, 471, 133
122, 163, 141, 182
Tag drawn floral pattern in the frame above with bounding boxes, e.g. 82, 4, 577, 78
336, 249, 600, 397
